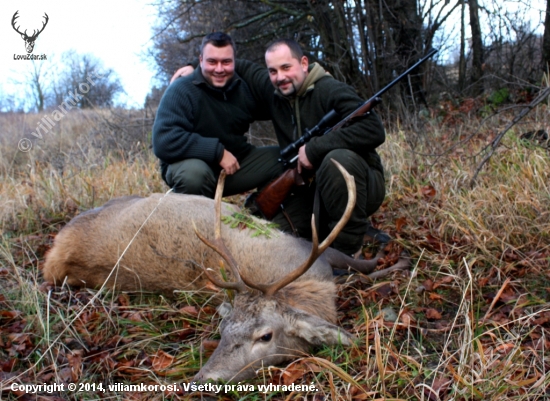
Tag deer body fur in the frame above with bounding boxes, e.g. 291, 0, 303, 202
44, 193, 334, 297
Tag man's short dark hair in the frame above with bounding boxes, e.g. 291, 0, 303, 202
266, 38, 304, 60
200, 32, 236, 55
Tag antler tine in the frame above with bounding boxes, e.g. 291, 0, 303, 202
317, 159, 356, 253
261, 159, 356, 296
11, 11, 23, 35
29, 13, 49, 39
194, 170, 247, 292
38, 13, 49, 34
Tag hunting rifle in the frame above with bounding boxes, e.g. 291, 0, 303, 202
247, 48, 438, 220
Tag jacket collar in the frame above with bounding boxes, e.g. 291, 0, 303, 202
274, 62, 328, 99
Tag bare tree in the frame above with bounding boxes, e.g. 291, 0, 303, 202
151, 0, 453, 107
477, 0, 545, 92
543, 0, 550, 70
458, 0, 467, 92
469, 0, 485, 95
28, 61, 48, 112
150, 0, 545, 111
10, 60, 53, 112
53, 51, 124, 109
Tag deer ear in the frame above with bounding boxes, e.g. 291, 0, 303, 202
217, 302, 233, 318
283, 307, 354, 346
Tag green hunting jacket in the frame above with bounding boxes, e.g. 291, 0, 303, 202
152, 67, 270, 178
235, 60, 386, 173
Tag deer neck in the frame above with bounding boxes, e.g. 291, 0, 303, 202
275, 280, 337, 324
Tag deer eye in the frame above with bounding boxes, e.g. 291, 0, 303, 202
260, 332, 273, 342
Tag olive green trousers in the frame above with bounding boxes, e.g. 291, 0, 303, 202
163, 146, 283, 197
271, 149, 385, 255
164, 147, 384, 255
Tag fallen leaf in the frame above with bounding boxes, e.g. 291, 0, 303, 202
0, 358, 16, 372
478, 277, 490, 287
432, 275, 454, 290
350, 384, 374, 400
425, 308, 442, 320
375, 284, 394, 298
205, 280, 221, 292
495, 343, 515, 354
67, 350, 83, 381
399, 312, 414, 327
126, 311, 145, 322
523, 338, 550, 350
424, 376, 452, 400
151, 350, 175, 372
0, 310, 21, 320
429, 293, 444, 301
422, 279, 434, 292
532, 312, 550, 326
179, 306, 199, 316
421, 185, 437, 200
115, 358, 136, 372
281, 362, 308, 385
58, 367, 72, 383
395, 217, 407, 232
118, 294, 130, 307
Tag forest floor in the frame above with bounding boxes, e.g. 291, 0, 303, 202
0, 100, 549, 400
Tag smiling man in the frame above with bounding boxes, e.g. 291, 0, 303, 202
235, 39, 387, 256
152, 32, 281, 197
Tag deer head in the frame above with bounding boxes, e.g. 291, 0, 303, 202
193, 159, 356, 382
12, 11, 49, 54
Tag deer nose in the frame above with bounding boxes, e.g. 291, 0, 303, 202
192, 371, 205, 383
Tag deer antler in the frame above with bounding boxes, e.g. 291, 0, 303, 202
240, 159, 356, 296
30, 13, 49, 39
11, 11, 24, 36
194, 170, 248, 292
11, 11, 49, 39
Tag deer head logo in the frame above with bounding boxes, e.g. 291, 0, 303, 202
11, 11, 49, 54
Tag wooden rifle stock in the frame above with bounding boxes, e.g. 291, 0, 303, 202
252, 168, 305, 220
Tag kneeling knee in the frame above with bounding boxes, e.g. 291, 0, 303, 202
167, 162, 215, 196
319, 149, 361, 176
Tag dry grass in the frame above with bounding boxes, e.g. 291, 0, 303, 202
0, 103, 549, 400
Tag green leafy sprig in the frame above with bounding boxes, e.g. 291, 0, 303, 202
221, 211, 279, 239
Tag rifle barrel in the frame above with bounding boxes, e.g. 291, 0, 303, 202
370, 48, 438, 100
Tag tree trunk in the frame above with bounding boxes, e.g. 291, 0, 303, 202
543, 0, 550, 71
306, 0, 368, 96
393, 0, 426, 105
458, 0, 466, 92
30, 61, 45, 112
468, 0, 484, 96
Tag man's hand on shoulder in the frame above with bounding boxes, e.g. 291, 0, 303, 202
170, 66, 195, 84
219, 149, 240, 175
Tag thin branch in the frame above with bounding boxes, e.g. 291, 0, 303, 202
469, 86, 550, 188
237, 14, 308, 45
175, 6, 307, 45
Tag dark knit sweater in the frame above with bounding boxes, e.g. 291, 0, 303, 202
235, 60, 385, 173
152, 67, 269, 175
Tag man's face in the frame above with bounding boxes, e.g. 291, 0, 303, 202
265, 44, 308, 97
199, 43, 235, 88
